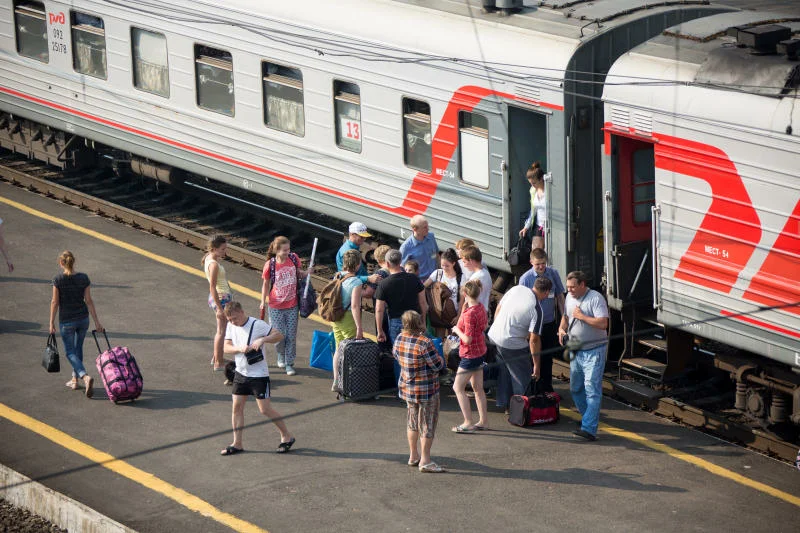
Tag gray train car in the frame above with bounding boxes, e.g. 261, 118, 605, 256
0, 0, 731, 277
603, 8, 800, 422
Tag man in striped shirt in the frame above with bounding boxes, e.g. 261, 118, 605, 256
488, 278, 552, 410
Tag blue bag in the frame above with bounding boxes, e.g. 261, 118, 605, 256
431, 337, 444, 358
309, 330, 335, 371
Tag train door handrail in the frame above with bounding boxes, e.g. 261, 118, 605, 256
651, 204, 662, 310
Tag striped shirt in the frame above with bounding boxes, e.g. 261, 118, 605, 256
393, 332, 445, 402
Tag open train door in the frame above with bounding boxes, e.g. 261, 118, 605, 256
602, 135, 655, 311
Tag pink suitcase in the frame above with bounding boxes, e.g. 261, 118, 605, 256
93, 331, 143, 403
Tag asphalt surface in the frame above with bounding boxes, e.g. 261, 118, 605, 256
1, 180, 799, 533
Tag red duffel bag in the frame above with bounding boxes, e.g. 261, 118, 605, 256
508, 379, 560, 427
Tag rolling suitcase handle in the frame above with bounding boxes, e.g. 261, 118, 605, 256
91, 329, 112, 353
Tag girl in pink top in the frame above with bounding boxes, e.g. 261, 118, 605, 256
450, 279, 489, 433
260, 236, 307, 375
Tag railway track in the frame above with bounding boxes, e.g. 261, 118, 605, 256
1, 151, 797, 464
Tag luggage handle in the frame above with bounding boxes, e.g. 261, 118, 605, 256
524, 377, 542, 398
92, 329, 112, 353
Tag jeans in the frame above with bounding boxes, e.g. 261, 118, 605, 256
389, 317, 403, 385
60, 316, 90, 378
495, 345, 533, 408
569, 344, 607, 436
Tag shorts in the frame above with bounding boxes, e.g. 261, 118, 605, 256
208, 292, 233, 311
232, 372, 271, 399
458, 355, 485, 372
406, 394, 440, 438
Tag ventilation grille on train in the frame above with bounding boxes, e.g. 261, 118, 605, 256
515, 85, 541, 103
632, 112, 652, 134
610, 106, 630, 128
609, 107, 653, 134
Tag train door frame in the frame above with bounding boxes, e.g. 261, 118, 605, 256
603, 132, 656, 311
506, 105, 549, 255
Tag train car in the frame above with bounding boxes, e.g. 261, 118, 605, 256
602, 7, 800, 425
0, 0, 732, 277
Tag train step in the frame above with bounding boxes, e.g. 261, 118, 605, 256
619, 357, 666, 380
609, 378, 662, 409
637, 336, 667, 352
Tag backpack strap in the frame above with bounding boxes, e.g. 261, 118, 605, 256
268, 258, 276, 286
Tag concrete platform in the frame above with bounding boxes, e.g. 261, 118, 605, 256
0, 180, 798, 533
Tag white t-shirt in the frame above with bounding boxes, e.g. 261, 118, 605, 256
488, 285, 543, 350
465, 267, 492, 312
225, 317, 272, 377
427, 269, 461, 308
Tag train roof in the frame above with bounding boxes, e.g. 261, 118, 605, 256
603, 3, 800, 134
130, 0, 733, 89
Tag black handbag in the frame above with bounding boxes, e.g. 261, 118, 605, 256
507, 235, 532, 266
243, 321, 264, 365
42, 334, 60, 373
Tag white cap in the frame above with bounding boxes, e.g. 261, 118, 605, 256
348, 222, 372, 238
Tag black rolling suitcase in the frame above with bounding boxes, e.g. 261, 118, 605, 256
337, 338, 380, 401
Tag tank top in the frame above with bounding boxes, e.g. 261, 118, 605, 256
531, 188, 546, 228
204, 256, 231, 295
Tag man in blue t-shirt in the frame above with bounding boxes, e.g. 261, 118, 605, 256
336, 222, 380, 298
518, 248, 565, 392
399, 215, 439, 281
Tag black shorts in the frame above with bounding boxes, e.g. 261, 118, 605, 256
232, 372, 271, 399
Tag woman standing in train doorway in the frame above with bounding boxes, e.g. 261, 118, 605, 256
49, 250, 103, 397
260, 236, 308, 376
203, 236, 232, 373
519, 162, 546, 251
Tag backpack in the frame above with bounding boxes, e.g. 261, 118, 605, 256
426, 270, 459, 328
317, 273, 354, 322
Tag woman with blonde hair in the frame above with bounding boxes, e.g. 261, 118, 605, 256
49, 250, 103, 397
203, 236, 231, 372
260, 236, 307, 376
393, 310, 446, 473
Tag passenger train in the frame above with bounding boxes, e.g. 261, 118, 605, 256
0, 0, 798, 428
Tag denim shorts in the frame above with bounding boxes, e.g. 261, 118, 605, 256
208, 292, 233, 311
458, 355, 485, 372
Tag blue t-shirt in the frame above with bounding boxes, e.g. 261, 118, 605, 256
399, 232, 439, 281
340, 275, 363, 311
518, 266, 564, 324
335, 240, 368, 283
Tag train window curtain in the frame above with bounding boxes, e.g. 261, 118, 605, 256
263, 62, 305, 137
132, 28, 169, 98
13, 1, 48, 63
71, 12, 107, 79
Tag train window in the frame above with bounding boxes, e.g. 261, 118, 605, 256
334, 81, 361, 153
71, 12, 107, 79
132, 28, 169, 98
458, 112, 489, 188
403, 98, 431, 172
262, 62, 304, 137
632, 149, 655, 225
195, 45, 234, 117
13, 1, 48, 63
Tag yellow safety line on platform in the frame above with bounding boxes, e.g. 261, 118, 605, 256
0, 403, 269, 533
3, 192, 797, 508
559, 409, 800, 507
0, 194, 380, 338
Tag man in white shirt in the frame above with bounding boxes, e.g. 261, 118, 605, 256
221, 301, 295, 456
460, 246, 492, 313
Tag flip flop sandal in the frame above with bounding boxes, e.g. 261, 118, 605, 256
419, 462, 445, 473
65, 379, 79, 390
221, 446, 244, 456
452, 425, 475, 434
408, 459, 420, 467
473, 425, 488, 431
276, 437, 296, 454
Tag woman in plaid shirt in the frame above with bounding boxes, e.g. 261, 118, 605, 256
450, 279, 489, 433
393, 310, 446, 473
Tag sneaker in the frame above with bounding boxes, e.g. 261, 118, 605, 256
572, 429, 597, 442
277, 361, 286, 369
285, 365, 296, 376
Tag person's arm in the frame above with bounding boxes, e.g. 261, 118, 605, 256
558, 313, 569, 345
529, 332, 541, 378
49, 286, 59, 334
556, 292, 566, 317
84, 286, 103, 332
451, 310, 472, 344
375, 300, 387, 342
0, 226, 12, 273
260, 277, 270, 311
351, 283, 363, 339
417, 289, 428, 323
422, 341, 444, 372
224, 339, 244, 355
252, 328, 284, 351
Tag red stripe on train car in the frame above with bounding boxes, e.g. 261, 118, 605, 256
0, 85, 562, 217
742, 198, 800, 316
719, 310, 800, 339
